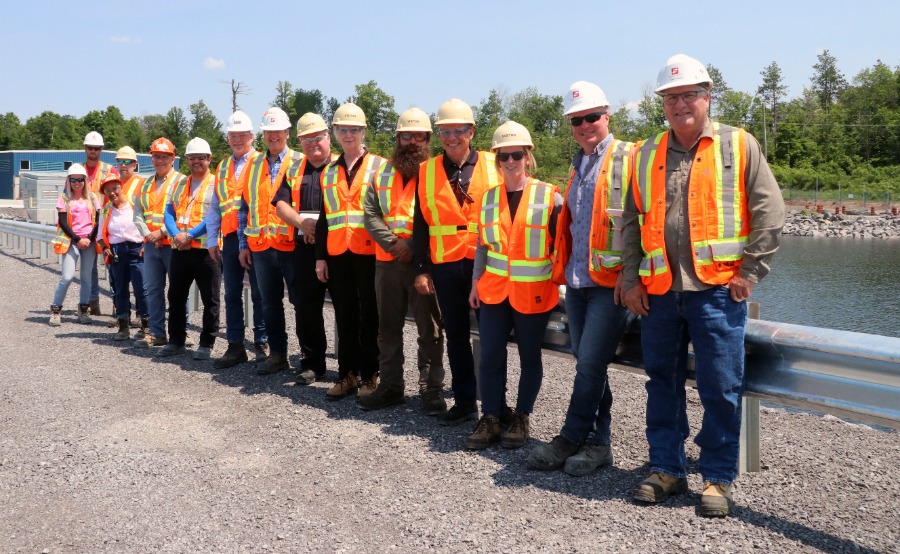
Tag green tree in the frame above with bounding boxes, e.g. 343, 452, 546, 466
188, 100, 228, 160
0, 112, 23, 150
350, 81, 398, 156
82, 106, 126, 148
161, 107, 190, 155
810, 49, 848, 114
706, 64, 730, 118
272, 81, 294, 117
23, 111, 82, 149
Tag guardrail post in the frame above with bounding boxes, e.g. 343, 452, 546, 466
40, 240, 48, 259
740, 302, 762, 474
26, 238, 33, 256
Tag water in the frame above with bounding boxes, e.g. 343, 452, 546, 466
750, 236, 900, 337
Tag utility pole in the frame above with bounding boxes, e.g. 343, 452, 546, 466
220, 79, 251, 112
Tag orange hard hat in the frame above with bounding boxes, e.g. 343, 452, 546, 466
100, 170, 123, 193
150, 137, 176, 155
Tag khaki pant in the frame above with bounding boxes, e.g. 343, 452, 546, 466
374, 259, 445, 392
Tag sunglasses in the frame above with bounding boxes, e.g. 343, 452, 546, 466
569, 112, 607, 126
116, 159, 135, 166
399, 132, 429, 143
662, 89, 707, 106
85, 146, 102, 151
69, 177, 86, 183
301, 134, 327, 145
496, 151, 527, 162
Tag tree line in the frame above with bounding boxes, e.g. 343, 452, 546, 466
1, 51, 898, 194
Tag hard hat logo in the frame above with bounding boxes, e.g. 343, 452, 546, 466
672, 67, 679, 75
572, 91, 580, 99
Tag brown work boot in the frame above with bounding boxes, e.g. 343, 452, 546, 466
134, 317, 149, 341
700, 482, 734, 517
420, 390, 447, 416
253, 342, 269, 363
135, 333, 166, 348
500, 412, 530, 449
214, 343, 249, 370
358, 373, 379, 397
113, 318, 130, 341
49, 305, 62, 327
88, 299, 102, 316
357, 385, 404, 411
77, 304, 94, 325
326, 374, 359, 400
465, 414, 501, 450
633, 471, 689, 504
256, 354, 289, 375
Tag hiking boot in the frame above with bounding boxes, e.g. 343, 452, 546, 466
192, 346, 212, 360
77, 304, 94, 324
465, 414, 501, 450
357, 386, 404, 411
184, 335, 195, 347
113, 318, 130, 341
49, 305, 62, 327
500, 412, 530, 449
438, 402, 477, 426
526, 435, 580, 470
296, 369, 325, 386
563, 443, 614, 476
158, 343, 186, 357
214, 343, 248, 369
420, 390, 447, 416
88, 299, 102, 316
135, 334, 166, 348
499, 405, 515, 428
253, 342, 269, 363
700, 482, 734, 517
130, 314, 141, 328
633, 471, 689, 504
326, 374, 359, 400
256, 354, 289, 375
358, 373, 379, 397
134, 317, 149, 341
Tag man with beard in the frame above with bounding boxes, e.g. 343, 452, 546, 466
358, 108, 446, 412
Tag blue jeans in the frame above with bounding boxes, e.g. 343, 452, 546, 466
560, 285, 632, 446
52, 242, 97, 307
432, 258, 478, 405
222, 233, 266, 345
478, 300, 549, 416
641, 286, 747, 486
143, 242, 171, 338
108, 241, 147, 320
252, 248, 295, 356
90, 247, 100, 303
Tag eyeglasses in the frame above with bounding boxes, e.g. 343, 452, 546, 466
68, 177, 86, 183
569, 112, 607, 126
335, 127, 362, 135
496, 151, 527, 162
438, 127, 472, 139
399, 132, 429, 143
151, 154, 173, 160
662, 89, 707, 106
116, 159, 135, 166
85, 146, 102, 152
104, 186, 123, 195
301, 134, 327, 145
186, 155, 209, 162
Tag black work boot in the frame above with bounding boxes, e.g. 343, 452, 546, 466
214, 343, 249, 369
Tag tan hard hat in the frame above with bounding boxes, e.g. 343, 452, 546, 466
655, 54, 713, 94
435, 98, 475, 126
332, 103, 367, 127
396, 108, 432, 133
297, 113, 328, 136
491, 121, 534, 151
115, 146, 138, 161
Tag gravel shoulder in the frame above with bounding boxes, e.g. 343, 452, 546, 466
0, 247, 897, 553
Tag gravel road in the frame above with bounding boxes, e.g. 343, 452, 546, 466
1, 246, 897, 553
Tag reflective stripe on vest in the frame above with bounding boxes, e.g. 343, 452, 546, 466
243, 149, 300, 251
322, 152, 384, 255
216, 151, 258, 237
375, 161, 415, 237
172, 172, 215, 249
138, 171, 183, 246
589, 139, 632, 273
51, 192, 100, 254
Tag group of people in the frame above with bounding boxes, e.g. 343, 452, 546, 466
47, 54, 784, 518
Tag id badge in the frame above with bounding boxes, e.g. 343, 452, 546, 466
178, 215, 190, 225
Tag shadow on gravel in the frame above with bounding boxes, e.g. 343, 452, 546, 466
0, 248, 60, 276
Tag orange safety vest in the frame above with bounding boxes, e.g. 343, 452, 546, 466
552, 139, 633, 288
418, 151, 500, 264
51, 191, 101, 254
242, 149, 302, 252
631, 123, 750, 295
477, 179, 559, 314
121, 174, 144, 207
372, 161, 417, 262
85, 161, 113, 196
216, 150, 259, 238
322, 151, 385, 256
170, 172, 215, 249
285, 153, 337, 237
137, 171, 184, 247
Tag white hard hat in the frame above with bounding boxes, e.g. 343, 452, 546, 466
67, 163, 87, 177
435, 99, 475, 126
655, 54, 713, 95
332, 103, 367, 127
491, 121, 534, 151
185, 137, 212, 156
226, 110, 253, 133
83, 131, 104, 147
563, 81, 610, 116
260, 107, 291, 131
396, 108, 432, 133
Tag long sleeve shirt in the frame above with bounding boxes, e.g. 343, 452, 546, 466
164, 177, 207, 240
205, 151, 251, 245
238, 147, 287, 252
315, 151, 367, 260
133, 171, 173, 238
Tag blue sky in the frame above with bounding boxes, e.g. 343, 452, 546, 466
4, 0, 898, 129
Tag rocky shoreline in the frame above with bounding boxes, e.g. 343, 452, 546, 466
783, 208, 900, 238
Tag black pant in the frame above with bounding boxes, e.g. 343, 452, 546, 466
432, 258, 479, 405
292, 242, 333, 372
327, 251, 379, 380
168, 248, 221, 348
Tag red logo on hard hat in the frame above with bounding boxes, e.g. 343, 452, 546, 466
671, 67, 680, 75
572, 91, 580, 99
269, 117, 276, 123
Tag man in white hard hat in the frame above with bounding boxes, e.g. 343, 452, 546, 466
206, 111, 268, 369
273, 113, 337, 386
83, 130, 114, 316
412, 98, 503, 424
526, 81, 636, 476
158, 137, 221, 360
358, 108, 445, 413
622, 54, 784, 517
239, 107, 303, 376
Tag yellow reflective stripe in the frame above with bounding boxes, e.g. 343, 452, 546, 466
243, 156, 267, 236
424, 159, 445, 261
480, 187, 502, 251
509, 259, 552, 282
638, 247, 668, 277
428, 225, 458, 236
694, 237, 747, 265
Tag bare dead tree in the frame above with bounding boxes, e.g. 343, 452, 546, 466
220, 79, 251, 112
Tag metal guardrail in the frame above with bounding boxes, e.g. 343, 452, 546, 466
0, 219, 57, 259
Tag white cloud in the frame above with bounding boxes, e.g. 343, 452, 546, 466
203, 57, 226, 70
108, 35, 142, 44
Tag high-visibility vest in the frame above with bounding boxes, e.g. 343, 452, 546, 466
51, 191, 101, 254
418, 151, 500, 264
137, 171, 184, 247
322, 152, 385, 256
121, 174, 144, 207
216, 150, 259, 238
86, 162, 113, 196
551, 139, 634, 288
477, 179, 559, 314
372, 161, 417, 262
242, 149, 303, 252
170, 172, 215, 249
631, 123, 750, 295
285, 153, 337, 237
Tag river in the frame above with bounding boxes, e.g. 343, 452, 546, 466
751, 236, 900, 338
